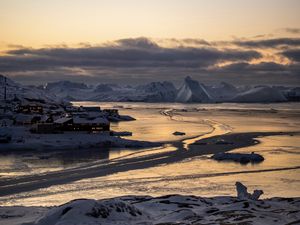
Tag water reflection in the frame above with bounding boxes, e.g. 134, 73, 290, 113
0, 148, 110, 177
0, 102, 299, 206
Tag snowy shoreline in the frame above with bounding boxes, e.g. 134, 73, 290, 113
0, 126, 161, 152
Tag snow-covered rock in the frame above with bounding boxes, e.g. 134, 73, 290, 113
236, 182, 264, 200
33, 198, 146, 225
231, 86, 287, 103
173, 131, 186, 136
16, 189, 300, 225
211, 152, 264, 164
176, 76, 213, 103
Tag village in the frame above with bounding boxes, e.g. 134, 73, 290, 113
0, 95, 137, 144
0, 75, 142, 149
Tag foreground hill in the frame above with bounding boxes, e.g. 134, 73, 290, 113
0, 192, 299, 225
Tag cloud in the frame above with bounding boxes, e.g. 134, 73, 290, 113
0, 38, 261, 73
283, 28, 300, 34
234, 38, 300, 48
167, 38, 211, 46
281, 49, 300, 62
213, 62, 293, 74
116, 37, 160, 49
1, 37, 299, 85
211, 62, 300, 86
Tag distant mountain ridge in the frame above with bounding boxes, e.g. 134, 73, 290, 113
1, 74, 299, 103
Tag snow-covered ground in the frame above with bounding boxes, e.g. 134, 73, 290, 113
0, 183, 299, 225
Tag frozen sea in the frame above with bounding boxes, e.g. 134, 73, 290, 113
0, 102, 299, 206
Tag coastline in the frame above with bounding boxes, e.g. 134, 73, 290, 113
0, 127, 161, 152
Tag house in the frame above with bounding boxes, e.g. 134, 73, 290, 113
32, 123, 60, 134
81, 106, 101, 112
0, 118, 14, 126
53, 116, 110, 132
40, 115, 53, 123
0, 100, 14, 113
72, 111, 106, 120
16, 104, 43, 114
103, 109, 119, 116
15, 114, 40, 125
54, 117, 73, 128
73, 117, 110, 132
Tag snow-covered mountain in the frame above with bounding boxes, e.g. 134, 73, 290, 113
45, 81, 88, 91
0, 74, 61, 104
231, 86, 287, 103
44, 80, 178, 102
176, 76, 213, 102
135, 81, 177, 102
2, 75, 298, 103
208, 81, 239, 101
44, 81, 91, 101
93, 84, 114, 93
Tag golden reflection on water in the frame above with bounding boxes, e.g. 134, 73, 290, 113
0, 102, 300, 206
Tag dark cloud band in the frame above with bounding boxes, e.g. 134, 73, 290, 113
0, 37, 299, 85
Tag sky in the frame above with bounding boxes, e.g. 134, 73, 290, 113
0, 0, 300, 85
